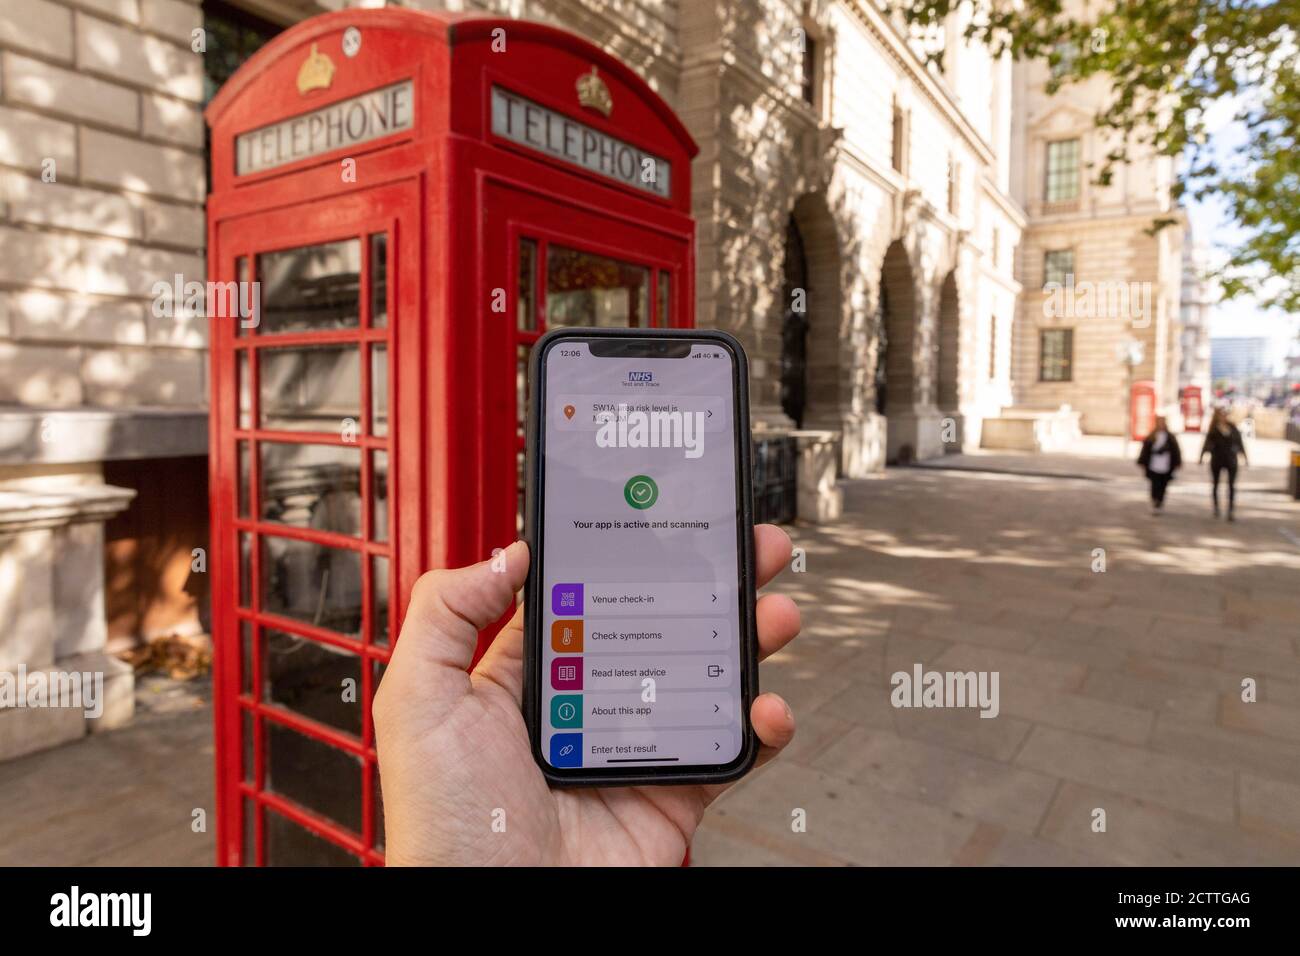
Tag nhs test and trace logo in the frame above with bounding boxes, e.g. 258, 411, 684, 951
628, 371, 653, 383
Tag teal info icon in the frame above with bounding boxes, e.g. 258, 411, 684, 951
623, 474, 659, 510
551, 694, 583, 729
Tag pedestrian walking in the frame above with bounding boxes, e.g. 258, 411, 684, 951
1199, 407, 1248, 520
1136, 416, 1181, 515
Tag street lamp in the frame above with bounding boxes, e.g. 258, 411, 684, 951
1117, 338, 1145, 456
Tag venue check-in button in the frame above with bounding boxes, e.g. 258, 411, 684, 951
584, 582, 726, 615
582, 617, 731, 653
582, 654, 734, 691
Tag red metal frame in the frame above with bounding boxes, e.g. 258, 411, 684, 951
206, 8, 696, 866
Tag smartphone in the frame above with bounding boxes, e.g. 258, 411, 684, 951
523, 327, 759, 786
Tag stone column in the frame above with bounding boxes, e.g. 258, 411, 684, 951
0, 483, 136, 761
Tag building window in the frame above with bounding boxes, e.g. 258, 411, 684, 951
1039, 328, 1074, 382
891, 103, 907, 174
1045, 139, 1081, 202
202, 0, 281, 104
947, 157, 960, 215
1043, 249, 1075, 287
801, 34, 818, 106
988, 316, 998, 380
990, 227, 1000, 268
1050, 41, 1077, 80
203, 0, 282, 190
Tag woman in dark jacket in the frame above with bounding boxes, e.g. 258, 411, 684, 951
1199, 408, 1248, 520
1136, 416, 1182, 515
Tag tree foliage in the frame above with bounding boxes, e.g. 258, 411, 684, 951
889, 0, 1299, 313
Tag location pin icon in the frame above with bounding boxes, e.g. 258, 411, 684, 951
563, 404, 576, 420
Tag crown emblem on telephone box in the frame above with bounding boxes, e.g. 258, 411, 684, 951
297, 43, 336, 95
576, 67, 612, 117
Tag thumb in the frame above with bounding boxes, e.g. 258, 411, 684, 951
387, 541, 530, 698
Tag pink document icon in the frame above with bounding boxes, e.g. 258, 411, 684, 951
551, 658, 583, 690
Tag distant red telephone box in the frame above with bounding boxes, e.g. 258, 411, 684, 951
1130, 380, 1157, 441
205, 8, 697, 866
1181, 385, 1204, 432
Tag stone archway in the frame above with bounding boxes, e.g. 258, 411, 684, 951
879, 240, 918, 453
935, 269, 963, 453
787, 192, 846, 433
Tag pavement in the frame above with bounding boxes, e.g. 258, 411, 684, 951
3, 439, 1298, 866
0, 675, 215, 866
693, 438, 1300, 865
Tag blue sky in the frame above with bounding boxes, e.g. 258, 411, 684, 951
1184, 96, 1298, 362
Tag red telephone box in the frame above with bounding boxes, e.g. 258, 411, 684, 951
1180, 385, 1204, 432
205, 8, 697, 865
1130, 380, 1157, 441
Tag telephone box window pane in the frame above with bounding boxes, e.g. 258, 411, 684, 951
264, 629, 362, 736
657, 271, 670, 327
369, 234, 388, 329
243, 709, 255, 784
241, 620, 253, 696
371, 450, 388, 543
516, 449, 525, 537
242, 798, 256, 867
237, 441, 250, 518
260, 345, 360, 433
237, 351, 251, 428
372, 659, 387, 694
516, 344, 529, 433
372, 767, 385, 851
257, 239, 360, 334
546, 245, 649, 327
265, 722, 363, 833
372, 555, 390, 646
261, 536, 362, 636
517, 238, 537, 330
260, 442, 362, 536
265, 809, 360, 867
370, 344, 388, 437
235, 257, 250, 337
238, 531, 252, 607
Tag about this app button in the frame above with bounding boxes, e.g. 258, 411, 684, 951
551, 694, 583, 729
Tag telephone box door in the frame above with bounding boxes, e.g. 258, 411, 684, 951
211, 178, 420, 865
480, 183, 693, 616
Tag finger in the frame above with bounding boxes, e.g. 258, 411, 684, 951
754, 524, 793, 589
389, 540, 529, 693
757, 592, 801, 661
750, 692, 796, 766
472, 604, 526, 702
700, 692, 794, 803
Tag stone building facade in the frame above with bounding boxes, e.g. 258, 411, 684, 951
4, 0, 1179, 756
1180, 236, 1213, 402
1007, 46, 1185, 436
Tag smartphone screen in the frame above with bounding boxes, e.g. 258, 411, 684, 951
533, 334, 751, 778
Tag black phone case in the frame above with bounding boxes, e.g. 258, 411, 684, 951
523, 327, 760, 787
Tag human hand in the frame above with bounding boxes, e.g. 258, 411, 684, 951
373, 526, 801, 865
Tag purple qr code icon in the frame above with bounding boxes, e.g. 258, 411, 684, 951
551, 583, 583, 615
